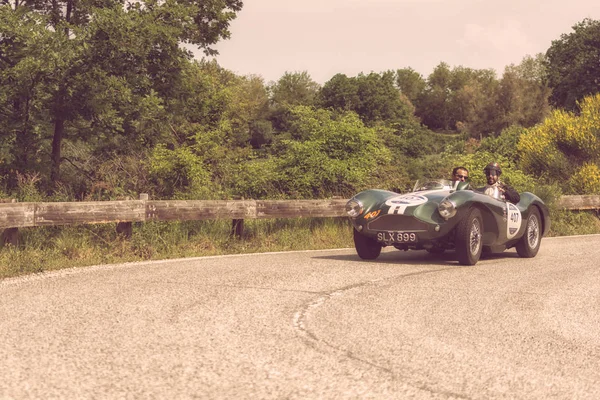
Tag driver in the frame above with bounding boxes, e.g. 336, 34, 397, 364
451, 166, 469, 182
483, 162, 520, 204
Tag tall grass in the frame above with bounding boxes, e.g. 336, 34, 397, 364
0, 218, 355, 279
547, 210, 600, 236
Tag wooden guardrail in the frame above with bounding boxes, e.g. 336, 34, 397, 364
0, 196, 348, 245
0, 194, 597, 246
554, 195, 600, 210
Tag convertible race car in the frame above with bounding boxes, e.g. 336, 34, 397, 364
345, 180, 550, 265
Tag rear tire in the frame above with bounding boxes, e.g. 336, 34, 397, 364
516, 207, 542, 258
353, 228, 382, 260
455, 208, 483, 265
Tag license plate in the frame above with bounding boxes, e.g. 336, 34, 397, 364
377, 232, 417, 243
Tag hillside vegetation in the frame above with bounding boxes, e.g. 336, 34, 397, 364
2, 4, 600, 276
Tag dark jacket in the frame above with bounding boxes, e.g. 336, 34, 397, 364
499, 182, 520, 204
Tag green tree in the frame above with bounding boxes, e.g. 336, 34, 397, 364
191, 105, 394, 199
1, 0, 243, 188
317, 73, 360, 112
417, 62, 453, 130
0, 8, 54, 178
545, 18, 600, 111
495, 55, 551, 132
269, 71, 319, 108
268, 71, 319, 133
318, 71, 414, 127
396, 67, 426, 106
449, 67, 497, 136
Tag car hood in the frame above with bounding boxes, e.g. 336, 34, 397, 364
352, 188, 454, 218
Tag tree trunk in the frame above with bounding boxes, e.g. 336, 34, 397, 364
50, 117, 64, 185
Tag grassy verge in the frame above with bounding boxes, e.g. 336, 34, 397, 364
1, 210, 599, 280
0, 218, 354, 279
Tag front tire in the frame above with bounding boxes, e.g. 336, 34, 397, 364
516, 207, 542, 258
455, 208, 483, 265
353, 228, 382, 260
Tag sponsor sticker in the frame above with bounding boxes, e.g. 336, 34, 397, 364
385, 194, 428, 215
364, 210, 381, 220
506, 203, 521, 239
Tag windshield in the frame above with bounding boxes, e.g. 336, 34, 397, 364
413, 179, 457, 192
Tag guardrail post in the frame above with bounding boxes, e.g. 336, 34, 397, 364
0, 199, 20, 247
231, 196, 245, 239
1, 227, 20, 247
115, 195, 133, 238
231, 219, 244, 239
115, 194, 149, 238
136, 193, 148, 229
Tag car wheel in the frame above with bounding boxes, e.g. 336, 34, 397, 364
455, 208, 483, 265
516, 207, 542, 258
353, 228, 382, 260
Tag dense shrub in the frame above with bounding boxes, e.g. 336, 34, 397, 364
518, 93, 600, 192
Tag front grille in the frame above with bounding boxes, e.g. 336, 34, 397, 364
367, 214, 429, 232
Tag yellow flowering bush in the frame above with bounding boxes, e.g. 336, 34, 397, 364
570, 163, 600, 194
518, 93, 600, 192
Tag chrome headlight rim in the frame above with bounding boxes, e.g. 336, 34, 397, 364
438, 198, 457, 220
345, 198, 364, 218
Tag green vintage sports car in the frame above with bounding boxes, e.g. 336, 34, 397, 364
345, 179, 550, 265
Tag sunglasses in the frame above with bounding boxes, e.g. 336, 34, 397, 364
454, 174, 468, 180
485, 171, 498, 177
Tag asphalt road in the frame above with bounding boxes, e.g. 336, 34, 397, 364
1, 235, 599, 399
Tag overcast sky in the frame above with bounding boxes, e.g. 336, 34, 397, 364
202, 0, 600, 84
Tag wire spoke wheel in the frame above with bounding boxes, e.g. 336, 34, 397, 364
527, 214, 540, 249
516, 207, 542, 258
469, 218, 482, 256
456, 208, 483, 265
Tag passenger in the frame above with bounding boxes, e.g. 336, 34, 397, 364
482, 162, 520, 204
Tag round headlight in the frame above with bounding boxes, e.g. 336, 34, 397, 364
345, 199, 364, 218
438, 199, 457, 220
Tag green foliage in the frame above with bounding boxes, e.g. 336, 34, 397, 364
269, 106, 391, 198
382, 125, 440, 158
518, 93, 600, 191
0, 8, 61, 180
14, 172, 44, 202
0, 0, 244, 188
269, 71, 319, 108
548, 210, 600, 236
546, 18, 600, 111
396, 67, 426, 105
318, 71, 416, 127
478, 124, 526, 164
495, 55, 551, 130
0, 219, 355, 279
405, 154, 452, 183
268, 71, 319, 133
220, 155, 280, 199
147, 144, 212, 199
569, 163, 600, 194
414, 59, 549, 138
